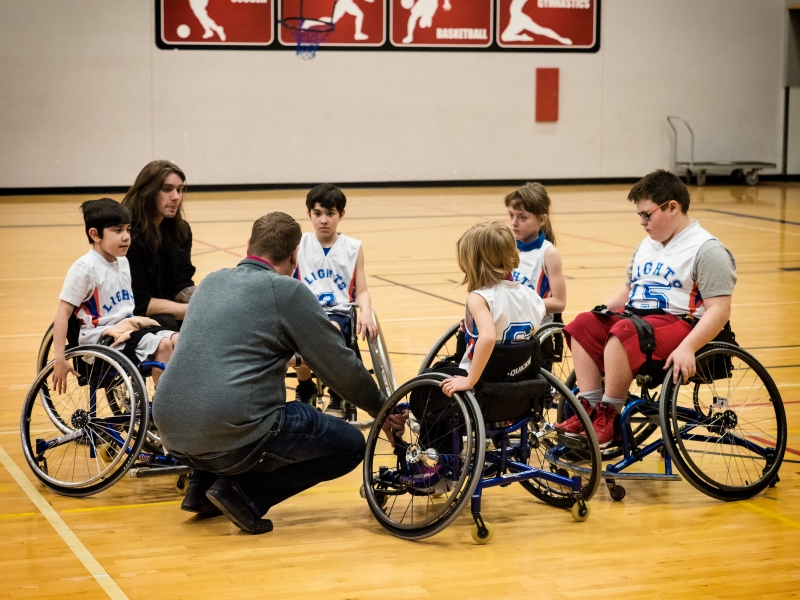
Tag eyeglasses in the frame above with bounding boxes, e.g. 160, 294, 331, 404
637, 200, 673, 222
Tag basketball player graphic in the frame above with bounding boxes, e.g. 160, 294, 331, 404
501, 0, 572, 45
188, 0, 226, 41
401, 0, 452, 44
301, 0, 375, 41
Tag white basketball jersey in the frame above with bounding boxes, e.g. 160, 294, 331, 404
294, 232, 360, 313
460, 280, 547, 373
627, 220, 715, 318
512, 234, 554, 325
59, 249, 135, 345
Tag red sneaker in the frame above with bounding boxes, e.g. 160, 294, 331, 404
586, 402, 617, 447
555, 398, 594, 434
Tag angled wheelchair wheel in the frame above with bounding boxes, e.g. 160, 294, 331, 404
536, 322, 574, 389
20, 345, 150, 497
418, 323, 461, 374
367, 310, 397, 396
660, 343, 787, 500
519, 370, 601, 508
363, 373, 485, 541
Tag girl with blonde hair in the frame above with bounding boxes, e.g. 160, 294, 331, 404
441, 222, 547, 397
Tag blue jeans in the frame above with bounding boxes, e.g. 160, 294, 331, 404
183, 402, 366, 516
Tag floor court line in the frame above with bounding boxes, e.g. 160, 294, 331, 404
63, 500, 181, 514
737, 501, 800, 532
0, 444, 129, 600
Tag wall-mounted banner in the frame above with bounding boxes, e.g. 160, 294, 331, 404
160, 0, 274, 46
497, 0, 597, 48
156, 0, 599, 51
279, 0, 387, 47
389, 0, 493, 48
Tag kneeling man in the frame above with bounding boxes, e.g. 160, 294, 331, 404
153, 212, 385, 534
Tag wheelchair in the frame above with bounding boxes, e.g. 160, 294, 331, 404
286, 306, 397, 418
362, 331, 602, 544
21, 319, 190, 497
541, 319, 787, 502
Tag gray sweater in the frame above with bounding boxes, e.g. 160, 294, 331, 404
152, 258, 385, 455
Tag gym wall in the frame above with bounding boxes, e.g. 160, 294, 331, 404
0, 0, 787, 188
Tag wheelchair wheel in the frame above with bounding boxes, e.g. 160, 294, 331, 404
660, 343, 787, 501
367, 310, 397, 396
20, 345, 150, 497
519, 369, 602, 508
363, 372, 485, 541
418, 323, 460, 374
536, 322, 574, 388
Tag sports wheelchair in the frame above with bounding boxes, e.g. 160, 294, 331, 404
362, 331, 602, 544
286, 307, 397, 418
20, 319, 190, 497
542, 314, 787, 502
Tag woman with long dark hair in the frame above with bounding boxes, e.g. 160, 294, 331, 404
123, 160, 196, 329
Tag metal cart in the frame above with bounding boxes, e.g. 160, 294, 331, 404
667, 116, 776, 186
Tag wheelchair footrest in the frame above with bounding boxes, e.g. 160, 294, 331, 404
128, 465, 191, 478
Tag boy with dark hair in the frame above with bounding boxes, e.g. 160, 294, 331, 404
293, 184, 378, 419
559, 170, 737, 446
52, 199, 178, 392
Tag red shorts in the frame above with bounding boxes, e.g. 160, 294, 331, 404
563, 311, 692, 374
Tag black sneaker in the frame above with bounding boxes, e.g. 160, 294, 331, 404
205, 478, 273, 535
181, 477, 223, 517
325, 391, 345, 418
295, 379, 318, 408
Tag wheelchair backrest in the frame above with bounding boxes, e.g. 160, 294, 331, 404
478, 337, 541, 384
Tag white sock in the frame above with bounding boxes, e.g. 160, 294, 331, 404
577, 389, 603, 407
602, 395, 626, 413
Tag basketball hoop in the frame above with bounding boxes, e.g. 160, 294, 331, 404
279, 1, 338, 60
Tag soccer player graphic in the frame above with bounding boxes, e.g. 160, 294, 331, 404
301, 0, 375, 41
188, 0, 226, 41
501, 0, 572, 45
401, 0, 452, 44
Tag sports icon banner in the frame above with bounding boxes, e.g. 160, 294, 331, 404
160, 0, 274, 46
497, 0, 597, 48
390, 0, 493, 48
279, 0, 386, 46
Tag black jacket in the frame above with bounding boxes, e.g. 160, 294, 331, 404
127, 224, 196, 316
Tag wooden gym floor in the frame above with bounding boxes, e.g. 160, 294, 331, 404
1, 183, 799, 599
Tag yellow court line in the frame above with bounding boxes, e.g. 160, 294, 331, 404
738, 501, 800, 531
0, 444, 129, 600
0, 511, 36, 519
63, 500, 181, 514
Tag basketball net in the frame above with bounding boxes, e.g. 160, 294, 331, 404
294, 25, 331, 60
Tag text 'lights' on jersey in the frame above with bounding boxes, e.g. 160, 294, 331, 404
459, 280, 547, 373
295, 232, 360, 311
627, 221, 716, 318
512, 234, 553, 299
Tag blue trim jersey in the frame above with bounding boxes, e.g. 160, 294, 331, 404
627, 220, 716, 318
294, 232, 360, 314
58, 249, 135, 345
459, 280, 547, 373
512, 232, 554, 325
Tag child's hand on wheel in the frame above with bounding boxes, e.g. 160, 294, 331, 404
440, 375, 473, 397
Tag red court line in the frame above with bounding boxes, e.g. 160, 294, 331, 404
748, 435, 800, 457
749, 399, 800, 407
194, 238, 243, 258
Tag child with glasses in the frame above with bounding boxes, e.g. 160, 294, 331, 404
558, 170, 737, 446
505, 182, 566, 324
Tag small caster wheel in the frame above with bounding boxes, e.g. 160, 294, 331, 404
608, 484, 626, 502
744, 170, 759, 186
657, 446, 665, 458
769, 473, 780, 488
471, 521, 495, 544
97, 444, 116, 463
571, 501, 590, 522
695, 171, 707, 186
175, 473, 189, 495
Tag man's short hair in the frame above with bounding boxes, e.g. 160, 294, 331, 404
80, 198, 131, 243
628, 170, 690, 213
306, 183, 346, 214
249, 212, 302, 262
